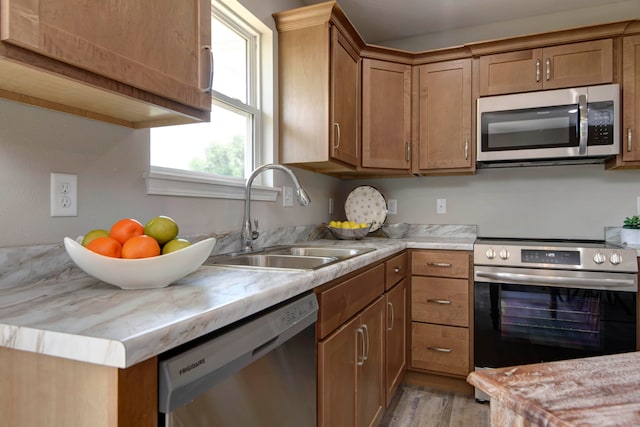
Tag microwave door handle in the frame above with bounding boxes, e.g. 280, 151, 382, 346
578, 94, 588, 155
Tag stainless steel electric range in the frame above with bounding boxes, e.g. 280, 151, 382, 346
473, 238, 638, 401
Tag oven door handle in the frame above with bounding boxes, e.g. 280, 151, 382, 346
475, 270, 637, 291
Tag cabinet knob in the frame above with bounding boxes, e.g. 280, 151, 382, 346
394, 266, 402, 273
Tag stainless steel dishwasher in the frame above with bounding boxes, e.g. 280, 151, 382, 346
158, 292, 318, 427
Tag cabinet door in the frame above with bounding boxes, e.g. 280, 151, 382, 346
331, 26, 360, 167
385, 279, 407, 407
623, 35, 640, 162
357, 297, 385, 427
479, 49, 543, 96
415, 59, 473, 172
542, 39, 613, 90
318, 314, 360, 427
1, 0, 211, 111
479, 39, 613, 95
362, 59, 411, 169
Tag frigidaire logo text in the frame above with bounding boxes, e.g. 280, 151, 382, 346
179, 358, 205, 375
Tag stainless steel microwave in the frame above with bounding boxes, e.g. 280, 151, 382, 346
477, 84, 619, 166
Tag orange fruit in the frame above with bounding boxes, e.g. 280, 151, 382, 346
110, 218, 144, 245
121, 235, 161, 259
85, 237, 122, 258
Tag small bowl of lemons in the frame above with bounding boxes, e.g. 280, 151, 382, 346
327, 221, 371, 240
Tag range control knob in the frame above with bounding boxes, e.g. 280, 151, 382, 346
485, 248, 496, 260
609, 252, 622, 265
593, 252, 606, 264
499, 248, 510, 260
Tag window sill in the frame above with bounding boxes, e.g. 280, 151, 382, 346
144, 167, 280, 201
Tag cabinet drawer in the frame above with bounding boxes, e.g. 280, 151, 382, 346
385, 252, 408, 290
316, 264, 385, 340
411, 250, 469, 278
411, 277, 469, 327
411, 323, 469, 376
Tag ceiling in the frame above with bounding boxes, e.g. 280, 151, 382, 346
300, 0, 633, 44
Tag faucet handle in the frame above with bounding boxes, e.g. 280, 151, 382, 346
252, 219, 260, 240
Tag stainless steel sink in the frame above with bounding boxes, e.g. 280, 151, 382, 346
263, 246, 374, 259
204, 245, 375, 271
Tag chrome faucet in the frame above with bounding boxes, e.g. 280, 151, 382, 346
241, 164, 311, 252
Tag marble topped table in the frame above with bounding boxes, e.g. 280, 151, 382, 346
467, 352, 640, 427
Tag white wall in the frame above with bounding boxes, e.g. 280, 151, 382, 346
1, 0, 639, 248
0, 0, 343, 248
378, 0, 640, 51
342, 166, 640, 240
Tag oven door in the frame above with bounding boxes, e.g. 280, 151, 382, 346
474, 276, 637, 370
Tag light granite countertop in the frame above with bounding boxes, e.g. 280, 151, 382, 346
467, 352, 640, 426
0, 231, 475, 369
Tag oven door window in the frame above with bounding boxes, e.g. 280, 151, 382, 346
500, 286, 600, 349
481, 104, 578, 152
474, 282, 636, 369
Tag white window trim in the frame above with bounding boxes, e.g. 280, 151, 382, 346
145, 0, 275, 201
144, 167, 279, 201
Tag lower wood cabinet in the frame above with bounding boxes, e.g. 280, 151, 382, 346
385, 277, 407, 407
318, 296, 385, 427
316, 251, 408, 426
411, 322, 469, 377
0, 347, 157, 427
409, 250, 473, 380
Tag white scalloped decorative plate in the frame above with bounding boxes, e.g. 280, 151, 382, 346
345, 186, 387, 232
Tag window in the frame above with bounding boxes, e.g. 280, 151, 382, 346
146, 0, 276, 200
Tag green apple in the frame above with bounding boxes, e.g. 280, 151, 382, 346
162, 238, 192, 254
144, 216, 179, 245
81, 229, 109, 246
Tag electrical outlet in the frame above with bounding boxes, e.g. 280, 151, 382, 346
436, 198, 447, 214
50, 173, 78, 217
387, 199, 397, 215
282, 186, 293, 207
329, 197, 334, 215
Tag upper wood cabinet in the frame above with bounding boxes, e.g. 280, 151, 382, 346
361, 58, 411, 170
331, 28, 360, 167
622, 35, 640, 163
274, 3, 363, 174
0, 0, 211, 127
413, 58, 474, 174
479, 39, 613, 96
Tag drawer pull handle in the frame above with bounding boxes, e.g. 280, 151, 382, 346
394, 266, 402, 273
628, 128, 633, 152
427, 298, 451, 305
356, 327, 366, 366
427, 346, 452, 353
427, 262, 452, 268
387, 302, 395, 331
362, 324, 370, 362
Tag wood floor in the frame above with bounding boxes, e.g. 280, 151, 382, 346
380, 384, 490, 427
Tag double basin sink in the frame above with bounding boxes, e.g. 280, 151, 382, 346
204, 245, 375, 271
